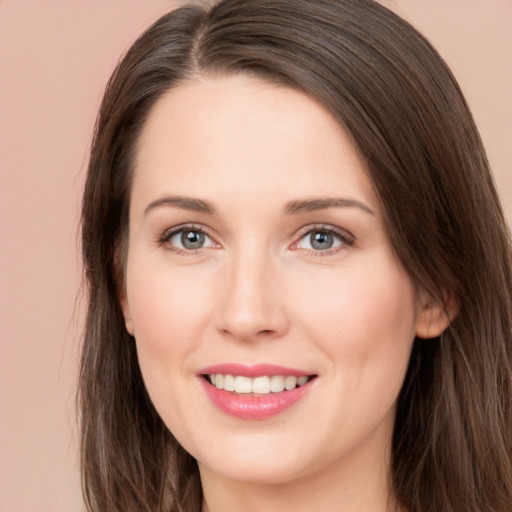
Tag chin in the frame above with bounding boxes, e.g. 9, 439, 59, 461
198, 455, 308, 486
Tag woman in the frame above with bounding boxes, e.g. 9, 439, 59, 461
79, 0, 512, 511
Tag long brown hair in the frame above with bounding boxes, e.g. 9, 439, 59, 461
79, 1, 512, 510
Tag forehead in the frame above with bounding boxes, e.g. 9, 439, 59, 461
132, 74, 378, 214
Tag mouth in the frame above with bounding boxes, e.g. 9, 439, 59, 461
202, 373, 315, 395
198, 364, 317, 420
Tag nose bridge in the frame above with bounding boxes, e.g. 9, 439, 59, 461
216, 241, 287, 340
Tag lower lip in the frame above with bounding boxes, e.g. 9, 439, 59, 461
200, 378, 314, 420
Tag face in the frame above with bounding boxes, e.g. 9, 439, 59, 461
121, 75, 443, 488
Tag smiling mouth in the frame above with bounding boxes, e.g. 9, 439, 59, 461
202, 374, 317, 395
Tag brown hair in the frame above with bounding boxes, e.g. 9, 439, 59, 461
79, 1, 512, 510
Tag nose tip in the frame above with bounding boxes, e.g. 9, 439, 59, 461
218, 303, 285, 341
215, 258, 289, 342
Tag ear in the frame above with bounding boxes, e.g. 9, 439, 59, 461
415, 289, 459, 339
114, 241, 134, 336
119, 286, 135, 336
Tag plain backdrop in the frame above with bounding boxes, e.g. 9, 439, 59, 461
0, 1, 510, 511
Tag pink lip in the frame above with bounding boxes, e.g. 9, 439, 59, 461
197, 363, 311, 378
197, 364, 317, 420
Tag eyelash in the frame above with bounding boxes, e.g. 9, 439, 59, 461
292, 224, 355, 257
157, 223, 355, 256
157, 224, 217, 256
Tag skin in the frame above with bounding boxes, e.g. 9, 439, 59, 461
121, 74, 450, 512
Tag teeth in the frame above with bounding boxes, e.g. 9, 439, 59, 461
223, 374, 235, 392
252, 376, 270, 394
297, 376, 308, 386
284, 376, 297, 390
270, 375, 285, 392
234, 376, 252, 394
206, 374, 311, 395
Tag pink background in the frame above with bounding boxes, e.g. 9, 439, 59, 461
0, 1, 510, 510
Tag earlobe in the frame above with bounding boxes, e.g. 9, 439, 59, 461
415, 290, 459, 339
115, 243, 134, 336
119, 289, 135, 336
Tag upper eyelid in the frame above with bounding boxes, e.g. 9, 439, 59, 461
160, 223, 214, 240
157, 224, 219, 254
290, 225, 356, 254
157, 222, 354, 247
294, 223, 354, 241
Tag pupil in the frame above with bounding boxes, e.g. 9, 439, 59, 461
311, 231, 333, 250
181, 231, 204, 249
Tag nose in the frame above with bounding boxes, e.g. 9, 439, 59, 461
215, 247, 289, 342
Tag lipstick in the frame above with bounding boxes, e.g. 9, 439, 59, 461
197, 364, 316, 420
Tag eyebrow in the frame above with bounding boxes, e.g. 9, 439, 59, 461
144, 196, 216, 215
143, 195, 374, 217
284, 197, 375, 216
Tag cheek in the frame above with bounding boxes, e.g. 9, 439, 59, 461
291, 259, 417, 376
124, 258, 216, 436
123, 257, 219, 427
126, 258, 214, 352
287, 261, 417, 455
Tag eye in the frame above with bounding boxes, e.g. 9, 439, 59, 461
291, 226, 354, 253
160, 226, 218, 252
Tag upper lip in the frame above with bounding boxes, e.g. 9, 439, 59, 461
197, 363, 314, 378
